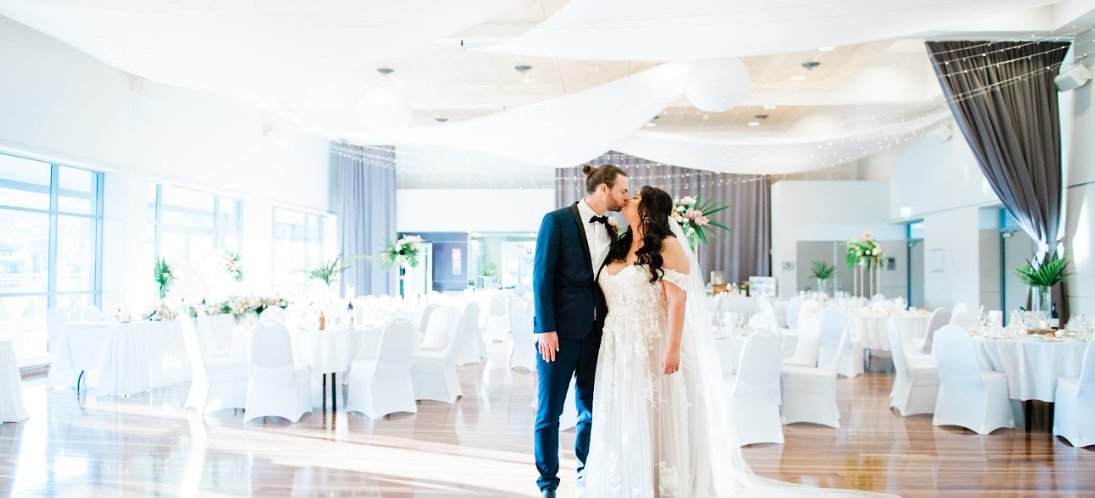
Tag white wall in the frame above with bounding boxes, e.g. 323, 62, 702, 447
0, 16, 335, 309
886, 133, 1000, 221
397, 189, 555, 233
771, 181, 905, 298
1064, 28, 1095, 315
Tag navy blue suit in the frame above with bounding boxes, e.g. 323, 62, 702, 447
532, 203, 608, 492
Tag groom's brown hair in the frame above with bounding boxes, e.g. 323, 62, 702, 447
582, 164, 627, 194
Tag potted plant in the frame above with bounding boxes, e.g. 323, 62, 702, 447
305, 252, 370, 297
810, 260, 835, 294
153, 257, 174, 300
478, 261, 499, 289
1013, 250, 1073, 313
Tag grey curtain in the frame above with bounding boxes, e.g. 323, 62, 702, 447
557, 151, 771, 284
926, 40, 1070, 317
334, 142, 396, 297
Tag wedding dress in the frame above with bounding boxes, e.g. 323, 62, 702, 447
582, 219, 898, 498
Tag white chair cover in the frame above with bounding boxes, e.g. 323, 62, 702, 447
914, 307, 952, 356
0, 340, 28, 423
781, 307, 847, 428
412, 303, 480, 402
420, 306, 454, 351
346, 318, 418, 419
483, 293, 510, 343
196, 312, 233, 360
1053, 341, 1095, 447
416, 304, 441, 343
46, 307, 68, 355
783, 310, 821, 368
244, 320, 312, 423
784, 296, 804, 330
727, 329, 783, 445
932, 325, 1014, 435
952, 302, 970, 314
949, 311, 979, 328
870, 294, 886, 304
181, 316, 247, 415
508, 300, 537, 372
746, 313, 775, 331
80, 305, 103, 321
887, 319, 938, 416
259, 306, 286, 322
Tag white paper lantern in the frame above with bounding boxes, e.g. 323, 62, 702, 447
684, 59, 751, 113
358, 87, 411, 130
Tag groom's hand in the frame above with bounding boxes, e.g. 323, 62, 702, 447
538, 332, 560, 362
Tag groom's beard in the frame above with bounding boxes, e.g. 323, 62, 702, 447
607, 198, 627, 212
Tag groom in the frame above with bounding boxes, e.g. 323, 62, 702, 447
532, 164, 629, 498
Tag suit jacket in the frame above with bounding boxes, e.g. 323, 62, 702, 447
532, 203, 609, 341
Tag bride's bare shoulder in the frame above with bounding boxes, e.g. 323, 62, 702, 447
660, 236, 689, 274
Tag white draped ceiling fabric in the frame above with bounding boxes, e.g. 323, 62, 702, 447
615, 109, 953, 174
335, 62, 692, 168
0, 0, 524, 92
0, 0, 1030, 174
482, 0, 1052, 60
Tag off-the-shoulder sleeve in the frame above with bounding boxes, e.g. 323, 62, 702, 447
661, 268, 690, 291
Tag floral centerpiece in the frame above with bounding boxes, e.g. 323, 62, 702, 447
1013, 250, 1073, 313
143, 303, 177, 321
153, 257, 175, 300
671, 193, 730, 248
379, 235, 423, 270
223, 250, 244, 282
210, 294, 291, 318
846, 231, 884, 269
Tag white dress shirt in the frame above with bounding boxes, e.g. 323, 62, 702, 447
576, 199, 612, 273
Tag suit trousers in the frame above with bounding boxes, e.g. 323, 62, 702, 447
533, 332, 601, 491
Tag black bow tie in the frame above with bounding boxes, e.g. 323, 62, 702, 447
589, 215, 608, 225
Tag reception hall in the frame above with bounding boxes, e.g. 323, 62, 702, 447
2, 0, 1095, 496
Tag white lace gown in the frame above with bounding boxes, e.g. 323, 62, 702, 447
585, 263, 899, 498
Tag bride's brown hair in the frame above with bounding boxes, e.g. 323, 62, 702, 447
605, 186, 676, 284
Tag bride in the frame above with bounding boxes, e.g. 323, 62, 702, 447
583, 185, 897, 498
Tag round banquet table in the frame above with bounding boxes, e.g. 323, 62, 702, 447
232, 324, 386, 409
971, 335, 1089, 403
1, 339, 28, 423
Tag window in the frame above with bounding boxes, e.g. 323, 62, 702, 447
149, 184, 242, 300
0, 153, 103, 364
272, 207, 324, 296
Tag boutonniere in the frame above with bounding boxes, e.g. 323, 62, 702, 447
606, 216, 619, 237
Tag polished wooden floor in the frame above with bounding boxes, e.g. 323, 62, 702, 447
1, 345, 1092, 498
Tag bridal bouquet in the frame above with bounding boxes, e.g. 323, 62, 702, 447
846, 231, 884, 269
672, 193, 730, 248
379, 235, 424, 270
153, 257, 175, 299
223, 250, 244, 282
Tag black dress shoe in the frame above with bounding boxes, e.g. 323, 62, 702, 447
541, 489, 556, 498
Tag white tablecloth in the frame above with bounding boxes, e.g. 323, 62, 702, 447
709, 296, 757, 321
714, 328, 797, 376
846, 313, 930, 352
972, 336, 1089, 402
1, 340, 28, 423
47, 321, 191, 396
232, 325, 385, 374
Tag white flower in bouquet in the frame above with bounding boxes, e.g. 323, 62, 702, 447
680, 196, 697, 206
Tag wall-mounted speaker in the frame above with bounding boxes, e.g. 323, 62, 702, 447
1055, 64, 1092, 92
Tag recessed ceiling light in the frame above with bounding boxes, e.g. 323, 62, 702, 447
748, 121, 760, 127
763, 104, 777, 110
790, 75, 806, 81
